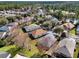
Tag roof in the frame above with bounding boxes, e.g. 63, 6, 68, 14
56, 46, 71, 58
38, 33, 57, 48
0, 52, 11, 58
6, 22, 18, 27
66, 19, 71, 22
45, 15, 52, 19
24, 24, 41, 32
63, 23, 74, 30
31, 29, 47, 38
56, 37, 76, 57
0, 26, 9, 32
24, 16, 33, 22
51, 17, 59, 23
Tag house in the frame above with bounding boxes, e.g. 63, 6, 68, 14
49, 9, 54, 13
19, 16, 33, 25
37, 32, 57, 50
6, 22, 18, 31
63, 23, 75, 30
18, 18, 27, 24
37, 8, 44, 16
65, 18, 78, 25
50, 17, 59, 26
0, 52, 11, 58
55, 10, 60, 13
29, 28, 47, 39
55, 37, 76, 58
23, 24, 41, 32
5, 14, 16, 17
71, 19, 78, 25
0, 26, 9, 39
24, 16, 32, 22
65, 19, 71, 23
69, 12, 76, 16
45, 15, 52, 19
62, 11, 69, 16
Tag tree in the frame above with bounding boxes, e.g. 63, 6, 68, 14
43, 21, 49, 27
15, 15, 22, 20
6, 16, 15, 23
53, 27, 64, 35
0, 17, 8, 25
0, 19, 7, 25
53, 10, 63, 20
0, 40, 6, 47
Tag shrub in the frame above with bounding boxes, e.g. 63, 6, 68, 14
6, 16, 16, 23
0, 17, 8, 25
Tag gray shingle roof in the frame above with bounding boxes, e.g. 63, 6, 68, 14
56, 46, 71, 58
56, 38, 76, 57
24, 25, 41, 32
38, 33, 57, 48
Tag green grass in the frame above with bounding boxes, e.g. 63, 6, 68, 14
0, 45, 16, 52
19, 40, 40, 57
74, 47, 79, 58
0, 45, 20, 57
69, 28, 76, 36
20, 44, 39, 57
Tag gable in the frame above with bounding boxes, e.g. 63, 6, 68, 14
56, 46, 71, 58
38, 33, 57, 48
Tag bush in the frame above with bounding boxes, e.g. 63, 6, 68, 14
0, 17, 8, 25
43, 22, 49, 27
0, 40, 6, 47
0, 45, 21, 57
53, 27, 63, 34
6, 16, 16, 23
0, 20, 7, 25
7, 46, 21, 57
15, 15, 22, 20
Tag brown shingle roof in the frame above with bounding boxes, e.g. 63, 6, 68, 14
31, 29, 47, 38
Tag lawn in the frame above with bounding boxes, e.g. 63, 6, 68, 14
0, 45, 20, 57
20, 45, 39, 57
0, 45, 16, 52
19, 40, 40, 58
69, 28, 76, 36
74, 47, 79, 58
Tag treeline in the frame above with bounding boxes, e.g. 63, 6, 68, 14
0, 1, 79, 12
0, 1, 30, 10
0, 1, 79, 18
